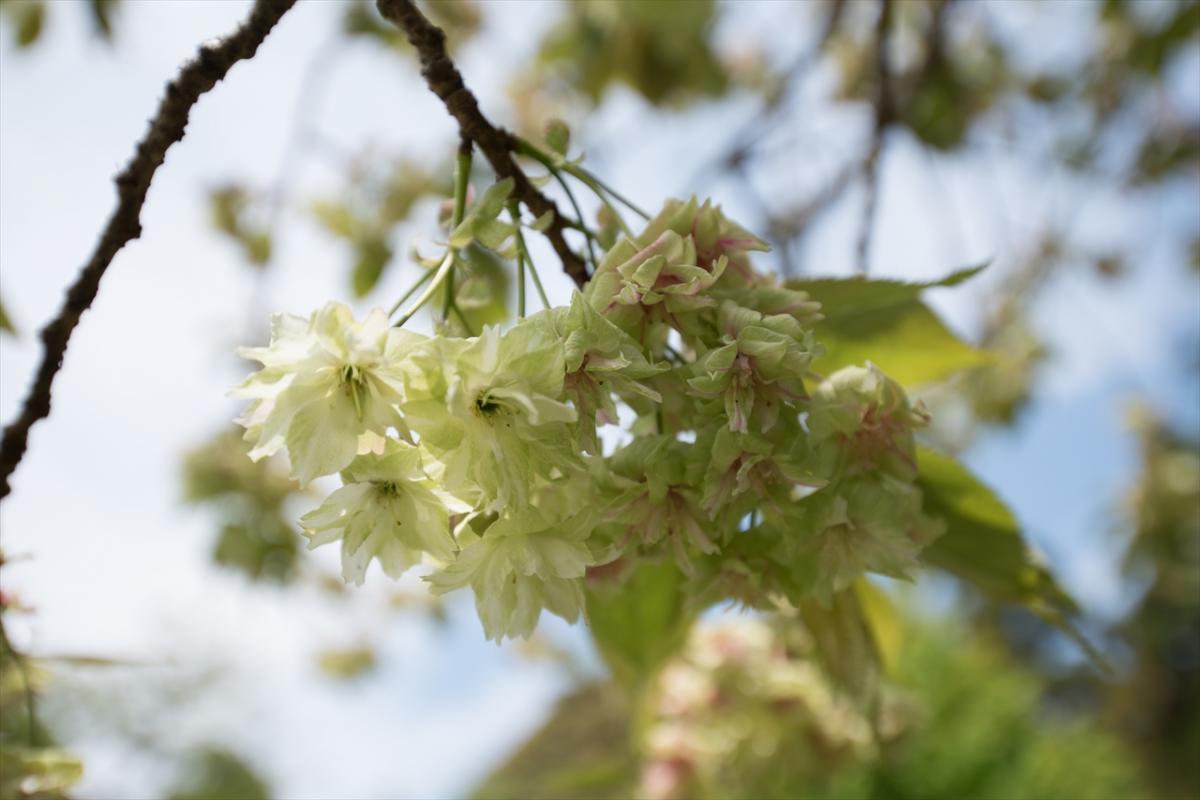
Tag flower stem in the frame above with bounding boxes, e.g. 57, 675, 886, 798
387, 267, 435, 317
392, 143, 472, 328
564, 164, 649, 221
527, 246, 551, 312
449, 298, 475, 336
393, 249, 456, 329
507, 201, 527, 318
442, 146, 474, 321
548, 171, 598, 273
514, 137, 648, 236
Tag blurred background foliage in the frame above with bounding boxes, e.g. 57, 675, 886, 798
0, 0, 1196, 798
476, 616, 1146, 800
1, 592, 82, 800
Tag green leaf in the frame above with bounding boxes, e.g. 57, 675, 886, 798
585, 559, 693, 687
450, 180, 517, 249
167, 748, 271, 800
311, 200, 358, 240
475, 178, 516, 219
208, 185, 271, 267
341, 0, 403, 47
351, 238, 392, 297
916, 446, 1083, 626
472, 683, 634, 800
788, 265, 990, 385
797, 589, 882, 711
822, 300, 989, 385
795, 264, 985, 317
918, 450, 1108, 669
88, 0, 117, 40
452, 244, 511, 332
316, 645, 377, 682
213, 519, 299, 584
854, 578, 903, 674
11, 0, 44, 48
0, 295, 15, 336
544, 119, 571, 156
243, 231, 271, 266
0, 747, 83, 798
473, 218, 516, 251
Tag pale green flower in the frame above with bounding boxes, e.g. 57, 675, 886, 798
805, 364, 930, 481
425, 488, 594, 641
584, 229, 726, 339
637, 196, 769, 285
608, 436, 718, 571
555, 292, 667, 453
402, 317, 579, 510
300, 440, 468, 585
697, 423, 822, 519
781, 476, 943, 600
688, 300, 816, 433
721, 284, 822, 324
232, 302, 423, 483
764, 364, 941, 599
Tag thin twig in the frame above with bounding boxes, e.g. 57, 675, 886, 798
0, 0, 297, 502
376, 0, 587, 287
687, 0, 846, 192
855, 0, 895, 275
773, 164, 857, 276
393, 145, 472, 329
548, 171, 598, 273
387, 266, 436, 317
507, 201, 532, 318
268, 36, 344, 231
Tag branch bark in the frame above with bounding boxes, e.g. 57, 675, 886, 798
375, 0, 588, 288
855, 0, 896, 275
0, 0, 296, 501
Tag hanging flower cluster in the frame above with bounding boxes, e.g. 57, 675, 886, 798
639, 617, 884, 800
233, 188, 941, 641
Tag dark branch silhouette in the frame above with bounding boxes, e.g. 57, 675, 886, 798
0, 0, 297, 501
375, 0, 588, 288
856, 0, 896, 275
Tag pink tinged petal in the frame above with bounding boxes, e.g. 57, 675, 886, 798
682, 511, 719, 555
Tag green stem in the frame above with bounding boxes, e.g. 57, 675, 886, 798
386, 267, 435, 317
514, 137, 648, 234
449, 299, 475, 336
392, 144, 472, 328
393, 249, 456, 329
560, 216, 600, 237
527, 251, 551, 312
507, 201, 527, 318
442, 147, 473, 322
594, 187, 636, 239
549, 171, 598, 273
564, 163, 650, 220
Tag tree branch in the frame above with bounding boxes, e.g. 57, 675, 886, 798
375, 0, 588, 288
855, 0, 895, 275
0, 0, 297, 501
